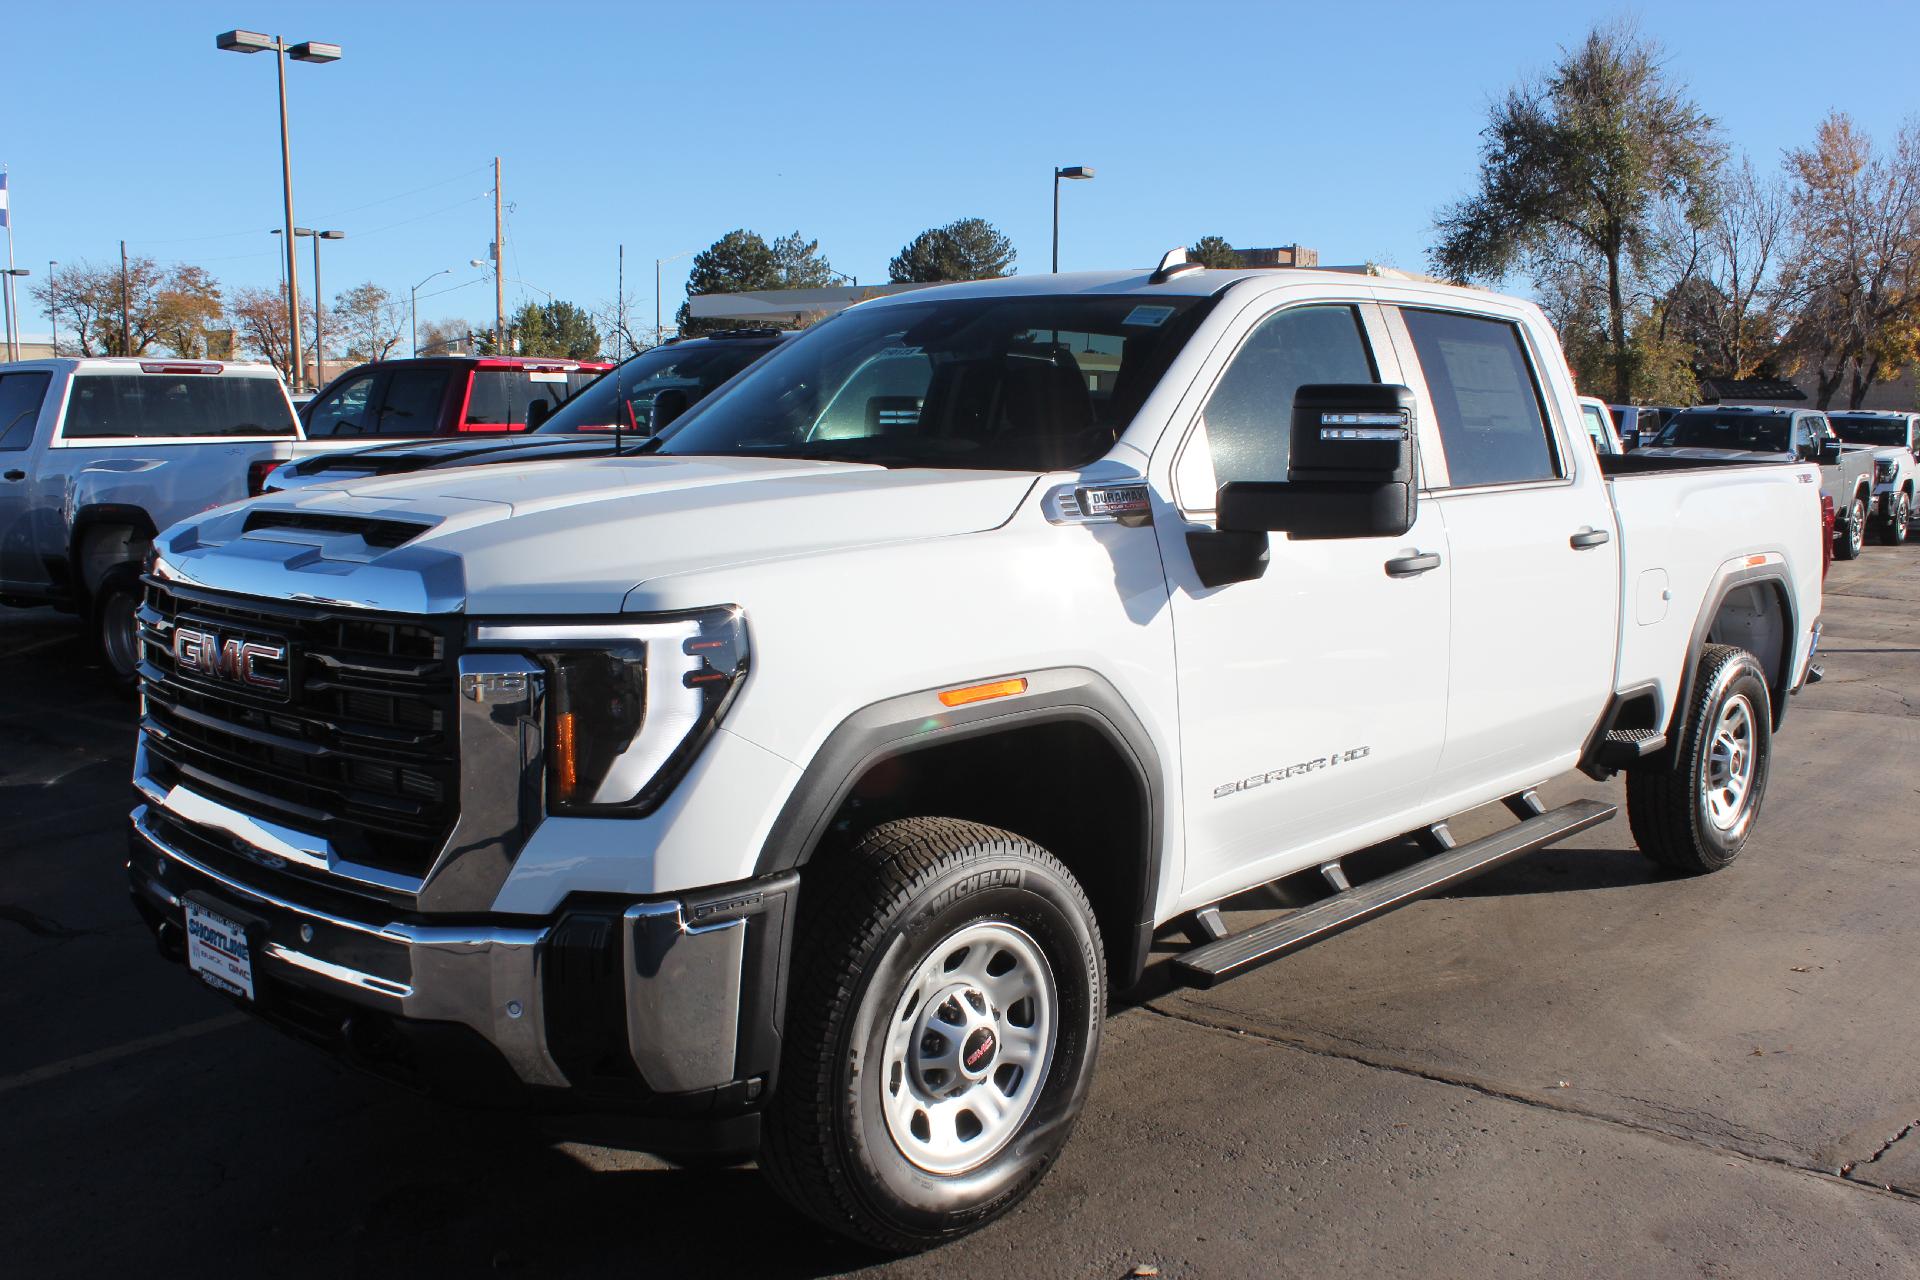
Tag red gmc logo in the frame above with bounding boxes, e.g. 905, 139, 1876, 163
172, 626, 288, 694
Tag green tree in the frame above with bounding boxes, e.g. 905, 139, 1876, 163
675, 228, 838, 336
1430, 22, 1721, 402
1187, 235, 1239, 269
887, 217, 1017, 282
509, 299, 602, 359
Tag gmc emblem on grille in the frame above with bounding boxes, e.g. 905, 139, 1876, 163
172, 626, 288, 694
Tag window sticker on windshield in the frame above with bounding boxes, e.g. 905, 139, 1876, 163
527, 371, 568, 383
873, 345, 923, 359
1123, 305, 1175, 328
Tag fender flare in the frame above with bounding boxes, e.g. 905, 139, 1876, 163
64, 503, 160, 598
1659, 563, 1798, 760
754, 666, 1169, 985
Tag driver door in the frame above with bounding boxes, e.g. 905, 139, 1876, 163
1156, 298, 1452, 905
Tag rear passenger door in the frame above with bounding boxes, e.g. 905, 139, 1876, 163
1385, 306, 1617, 803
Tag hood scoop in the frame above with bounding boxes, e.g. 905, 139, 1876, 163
242, 508, 431, 551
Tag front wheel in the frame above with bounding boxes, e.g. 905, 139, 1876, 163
760, 817, 1105, 1253
1835, 497, 1867, 559
1883, 492, 1911, 546
1626, 644, 1772, 874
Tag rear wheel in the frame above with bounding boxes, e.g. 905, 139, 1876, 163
1835, 497, 1867, 559
90, 564, 144, 691
1627, 644, 1772, 875
760, 817, 1104, 1253
1883, 492, 1911, 545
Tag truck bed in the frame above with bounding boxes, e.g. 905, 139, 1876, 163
1604, 457, 1823, 723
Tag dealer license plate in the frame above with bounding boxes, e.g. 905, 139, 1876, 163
184, 899, 256, 1001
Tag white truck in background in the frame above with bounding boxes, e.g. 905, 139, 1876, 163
126, 258, 1822, 1252
0, 357, 300, 682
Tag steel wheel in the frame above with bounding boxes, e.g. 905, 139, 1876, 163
1702, 693, 1757, 833
878, 920, 1058, 1176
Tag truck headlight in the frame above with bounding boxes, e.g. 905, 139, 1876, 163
472, 608, 748, 815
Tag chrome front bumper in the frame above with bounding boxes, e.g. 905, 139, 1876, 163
128, 798, 794, 1104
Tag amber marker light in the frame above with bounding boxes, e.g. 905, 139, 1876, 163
938, 677, 1029, 708
553, 711, 579, 802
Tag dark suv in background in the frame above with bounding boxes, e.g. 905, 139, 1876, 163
261, 330, 790, 493
298, 355, 612, 441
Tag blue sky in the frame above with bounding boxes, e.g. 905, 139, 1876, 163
4, 0, 1916, 341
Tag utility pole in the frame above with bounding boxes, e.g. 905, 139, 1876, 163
48, 259, 57, 357
617, 244, 625, 360
493, 156, 505, 355
119, 240, 131, 357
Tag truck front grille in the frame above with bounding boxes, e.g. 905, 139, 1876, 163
138, 579, 461, 891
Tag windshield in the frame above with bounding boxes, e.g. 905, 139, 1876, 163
652, 294, 1214, 470
63, 373, 296, 439
1829, 415, 1912, 447
533, 342, 772, 434
1653, 411, 1792, 453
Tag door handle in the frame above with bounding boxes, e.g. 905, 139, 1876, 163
1384, 551, 1442, 578
2, 469, 24, 481
1569, 527, 1611, 549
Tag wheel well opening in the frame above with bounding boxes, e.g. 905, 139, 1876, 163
1705, 580, 1791, 721
74, 522, 153, 596
812, 720, 1151, 986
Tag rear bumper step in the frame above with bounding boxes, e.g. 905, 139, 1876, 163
1172, 798, 1616, 988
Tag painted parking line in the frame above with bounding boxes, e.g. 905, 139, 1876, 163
0, 1012, 248, 1096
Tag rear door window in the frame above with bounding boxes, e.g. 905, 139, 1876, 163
61, 373, 297, 439
1401, 309, 1560, 487
0, 372, 52, 450
372, 368, 454, 435
302, 371, 376, 437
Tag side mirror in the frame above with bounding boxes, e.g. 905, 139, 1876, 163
1217, 384, 1418, 540
525, 397, 552, 430
1819, 439, 1843, 465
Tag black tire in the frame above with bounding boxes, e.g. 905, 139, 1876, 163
1883, 492, 1911, 546
760, 817, 1105, 1253
1626, 644, 1772, 875
1835, 496, 1866, 559
90, 563, 144, 691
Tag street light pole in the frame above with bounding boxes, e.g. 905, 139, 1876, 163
48, 259, 57, 357
410, 268, 452, 357
296, 228, 344, 383
217, 29, 342, 392
1051, 165, 1095, 273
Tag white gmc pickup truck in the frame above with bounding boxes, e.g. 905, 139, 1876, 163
126, 258, 1823, 1251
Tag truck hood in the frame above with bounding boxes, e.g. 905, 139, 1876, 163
154, 454, 1038, 615
270, 434, 623, 489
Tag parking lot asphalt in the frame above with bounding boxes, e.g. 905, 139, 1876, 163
5, 548, 1919, 1279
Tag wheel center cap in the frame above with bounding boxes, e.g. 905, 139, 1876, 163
961, 1026, 998, 1078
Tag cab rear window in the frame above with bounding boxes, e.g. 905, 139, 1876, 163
62, 373, 296, 439
465, 369, 582, 427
